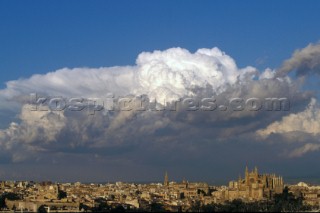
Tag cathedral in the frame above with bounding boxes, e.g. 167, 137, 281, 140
214, 166, 284, 202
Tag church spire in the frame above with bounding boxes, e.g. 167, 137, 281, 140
164, 171, 169, 186
245, 166, 249, 185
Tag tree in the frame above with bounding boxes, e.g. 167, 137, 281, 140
150, 202, 165, 212
0, 192, 21, 209
37, 205, 47, 213
191, 188, 312, 212
79, 203, 90, 212
92, 198, 110, 212
271, 186, 310, 212
58, 190, 67, 199
201, 203, 216, 212
191, 200, 202, 212
110, 205, 126, 213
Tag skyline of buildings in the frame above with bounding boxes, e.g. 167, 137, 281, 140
1, 166, 320, 212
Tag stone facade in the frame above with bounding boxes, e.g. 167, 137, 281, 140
213, 167, 284, 202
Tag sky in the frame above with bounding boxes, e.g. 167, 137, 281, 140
1, 1, 320, 184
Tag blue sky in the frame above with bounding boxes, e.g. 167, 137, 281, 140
1, 1, 320, 182
1, 1, 320, 85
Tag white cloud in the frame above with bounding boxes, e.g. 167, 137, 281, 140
0, 47, 256, 105
0, 104, 66, 162
257, 98, 320, 136
259, 68, 275, 80
135, 47, 256, 102
0, 46, 315, 162
0, 66, 137, 100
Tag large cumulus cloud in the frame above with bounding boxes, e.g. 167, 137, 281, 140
0, 45, 318, 165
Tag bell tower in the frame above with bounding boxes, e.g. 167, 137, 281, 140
164, 171, 169, 186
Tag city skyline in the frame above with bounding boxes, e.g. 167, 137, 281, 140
1, 166, 317, 212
